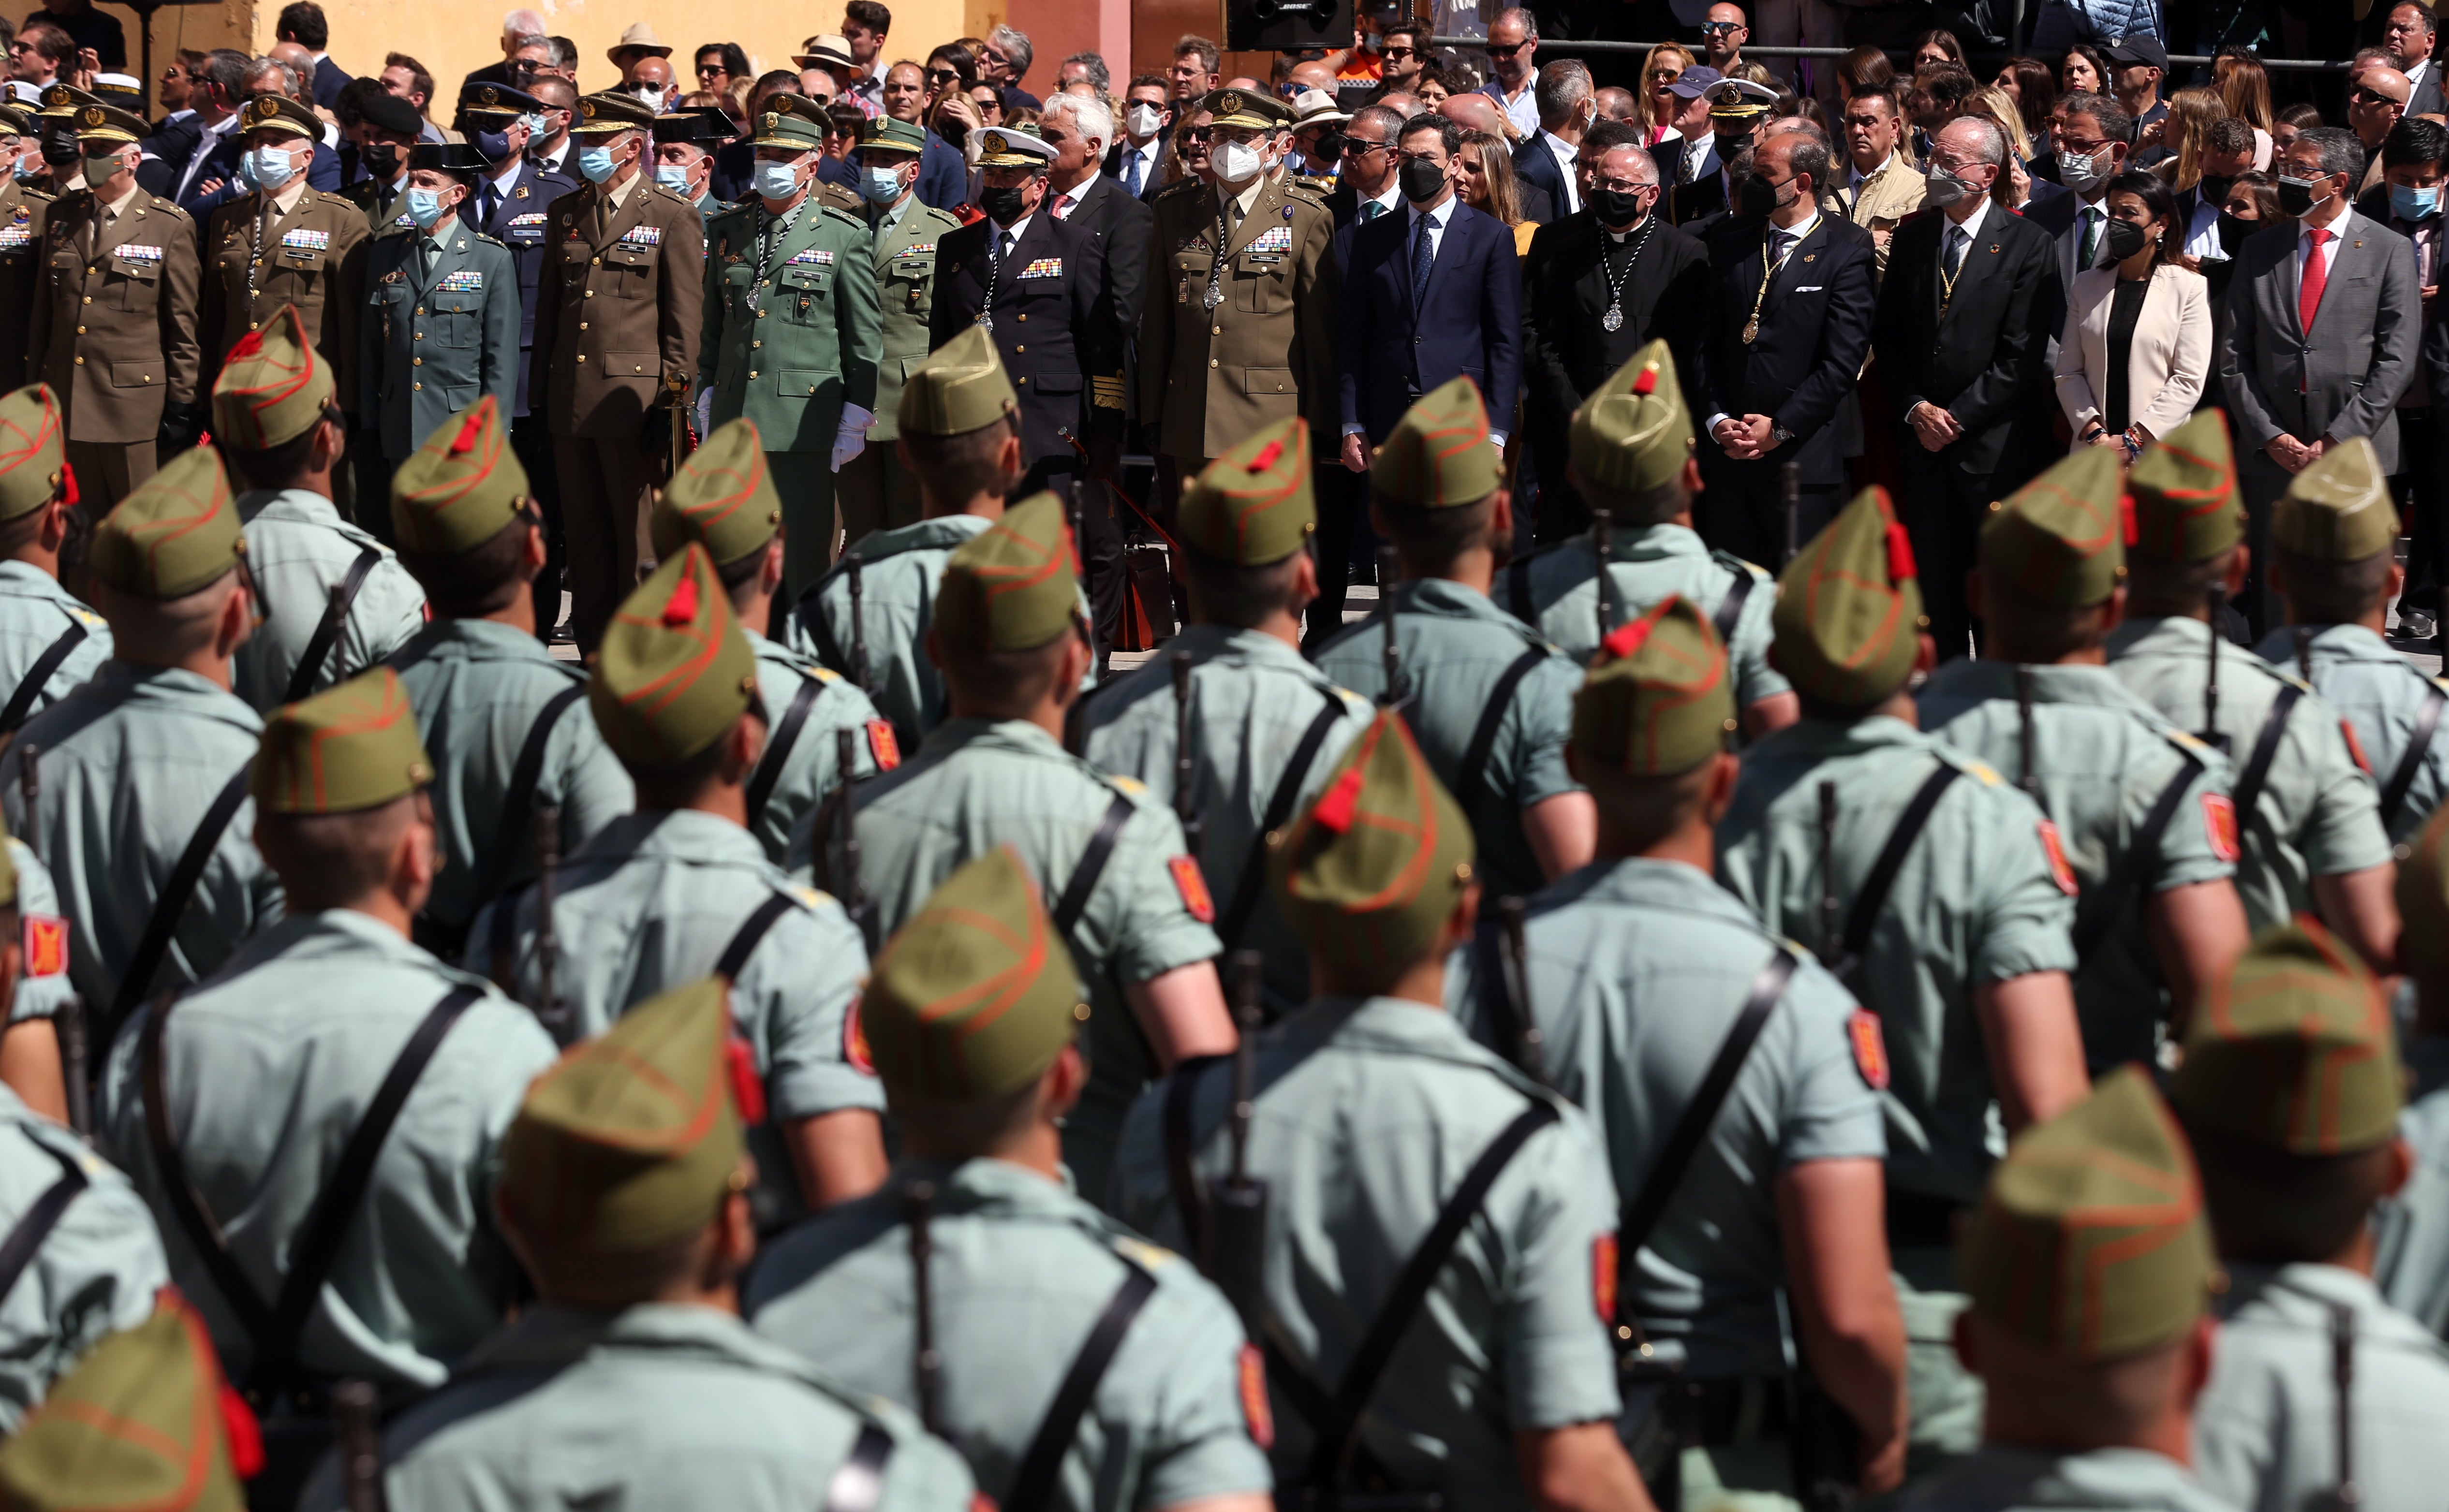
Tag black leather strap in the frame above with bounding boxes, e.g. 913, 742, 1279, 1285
104, 763, 252, 1049
1051, 793, 1135, 939
745, 672, 823, 830
1451, 647, 1548, 818
472, 683, 584, 909
1002, 1259, 1161, 1512
2070, 750, 2204, 963
715, 892, 797, 981
1829, 763, 1962, 984
0, 1143, 87, 1308
1475, 916, 1540, 1079
2229, 685, 2302, 836
818, 1422, 895, 1512
0, 617, 87, 735
1505, 554, 1535, 622
2380, 686, 2446, 832
1710, 565, 1756, 647
282, 545, 383, 705
1216, 689, 1349, 949
1162, 1054, 1229, 1267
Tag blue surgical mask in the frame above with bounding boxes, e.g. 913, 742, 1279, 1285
860, 164, 904, 204
577, 144, 620, 182
404, 186, 453, 230
753, 159, 803, 200
653, 162, 693, 194
250, 145, 296, 190
518, 112, 548, 136
2394, 183, 2443, 221
9, 157, 34, 182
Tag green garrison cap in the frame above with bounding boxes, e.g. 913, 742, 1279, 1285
652, 418, 782, 567
2272, 437, 2394, 562
2170, 918, 2402, 1154
749, 95, 828, 151
860, 115, 927, 153
2126, 410, 2244, 563
89, 445, 244, 600
1569, 339, 1694, 497
0, 383, 66, 523
1961, 1065, 2218, 1361
934, 492, 1080, 653
0, 1294, 248, 1512
1774, 486, 1924, 709
391, 395, 529, 555
251, 667, 434, 815
1180, 417, 1315, 565
1980, 447, 2128, 607
590, 544, 761, 768
502, 978, 748, 1251
1269, 708, 1476, 974
209, 303, 333, 451
864, 845, 1085, 1099
1571, 595, 1737, 774
2398, 803, 2449, 982
898, 324, 1020, 438
1372, 376, 1501, 509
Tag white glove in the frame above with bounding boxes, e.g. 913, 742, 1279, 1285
830, 402, 875, 473
693, 387, 713, 440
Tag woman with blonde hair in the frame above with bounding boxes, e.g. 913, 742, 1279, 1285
2155, 86, 2231, 191
2213, 49, 2275, 167
1457, 128, 1536, 254
1965, 83, 2032, 161
1635, 41, 1695, 144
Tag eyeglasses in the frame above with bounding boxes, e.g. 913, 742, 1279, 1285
1345, 136, 1388, 154
2055, 135, 2115, 153
1485, 42, 1526, 59
2352, 87, 2406, 108
1698, 20, 1740, 33
1650, 69, 1682, 84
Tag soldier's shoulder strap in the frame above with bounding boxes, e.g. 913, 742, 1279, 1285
18, 186, 50, 206
1215, 684, 1359, 950
472, 230, 508, 250
1000, 1243, 1161, 1512
147, 196, 189, 222
2070, 738, 2208, 962
0, 1136, 89, 1311
0, 607, 90, 736
466, 682, 588, 916
280, 543, 383, 705
1451, 645, 1553, 819
743, 668, 825, 832
1503, 539, 1574, 623
1826, 759, 1964, 983
102, 761, 253, 1048
817, 1424, 896, 1512
2230, 683, 2305, 830
2380, 682, 2448, 833
1050, 786, 1139, 938
1154, 176, 1204, 202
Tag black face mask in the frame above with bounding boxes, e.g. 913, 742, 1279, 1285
980, 185, 1028, 223
2276, 175, 2320, 218
1591, 186, 1648, 227
2217, 211, 2256, 253
361, 143, 400, 179
472, 127, 512, 162
38, 130, 76, 167
1735, 170, 1788, 218
2104, 217, 2150, 262
1716, 125, 1755, 157
2198, 175, 2235, 209
1314, 133, 1346, 164
1398, 155, 1446, 202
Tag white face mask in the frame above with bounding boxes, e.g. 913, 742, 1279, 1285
1215, 139, 1264, 184
1126, 102, 1165, 139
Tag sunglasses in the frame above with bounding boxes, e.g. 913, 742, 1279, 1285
1180, 126, 1214, 142
928, 68, 960, 84
1382, 46, 1416, 59
2352, 87, 2405, 107
1698, 20, 1740, 32
1485, 42, 1526, 59
696, 63, 728, 76
1650, 68, 1682, 83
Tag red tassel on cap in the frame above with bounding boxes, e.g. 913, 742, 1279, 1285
1884, 520, 1917, 583
225, 330, 264, 363
451, 409, 484, 455
661, 573, 699, 627
2119, 492, 2139, 547
1248, 439, 1284, 471
1631, 365, 1658, 396
219, 1383, 265, 1480
56, 460, 75, 510
724, 1034, 768, 1126
1312, 764, 1365, 835
1600, 614, 1655, 662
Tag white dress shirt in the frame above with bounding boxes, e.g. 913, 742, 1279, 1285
1541, 130, 1579, 215
988, 212, 1034, 261
2296, 209, 2352, 308
1049, 178, 1093, 220
1114, 137, 1162, 195
2183, 192, 2226, 261
1705, 212, 1822, 439
1346, 194, 1507, 445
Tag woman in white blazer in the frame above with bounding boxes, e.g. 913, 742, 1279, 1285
2053, 170, 2213, 459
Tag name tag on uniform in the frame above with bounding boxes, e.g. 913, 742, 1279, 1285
619, 225, 663, 248
115, 244, 163, 265
280, 228, 329, 252
1017, 257, 1062, 279
1247, 225, 1293, 253
438, 269, 485, 291
786, 247, 834, 266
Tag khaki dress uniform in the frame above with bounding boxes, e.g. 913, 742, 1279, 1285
195, 98, 369, 402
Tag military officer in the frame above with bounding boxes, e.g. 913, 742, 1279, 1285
96, 668, 558, 1409
2254, 438, 2449, 846
196, 96, 369, 415
23, 101, 201, 513
1071, 417, 1371, 1010
0, 105, 56, 393
0, 383, 109, 731
530, 89, 705, 652
2107, 411, 2398, 967
840, 113, 960, 546
386, 395, 632, 956
336, 88, 420, 238
26, 86, 102, 202
821, 494, 1232, 1208
303, 980, 974, 1512
1715, 483, 2089, 1474
0, 446, 280, 1027
1503, 343, 1796, 732
650, 104, 734, 229
1900, 1068, 2232, 1512
0, 1296, 252, 1512
650, 417, 890, 863
468, 546, 888, 1220
1313, 379, 1591, 899
699, 95, 880, 598
1114, 708, 1643, 1510
1915, 448, 2251, 1075
2377, 807, 2449, 1335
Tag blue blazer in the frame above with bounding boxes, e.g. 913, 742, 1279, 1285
1512, 132, 1571, 219
1336, 198, 1524, 441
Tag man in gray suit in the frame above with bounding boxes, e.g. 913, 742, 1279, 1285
2019, 92, 2132, 364
2220, 126, 2423, 637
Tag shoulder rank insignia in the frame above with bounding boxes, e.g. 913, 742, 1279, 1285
1847, 1009, 1890, 1090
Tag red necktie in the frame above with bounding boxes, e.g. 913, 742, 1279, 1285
2300, 227, 2332, 335
1052, 196, 1072, 220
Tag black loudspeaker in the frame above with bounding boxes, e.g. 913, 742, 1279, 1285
1225, 0, 1355, 55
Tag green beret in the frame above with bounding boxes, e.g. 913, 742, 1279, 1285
390, 395, 529, 555
89, 445, 244, 600
0, 1294, 248, 1512
1269, 708, 1475, 975
1180, 417, 1315, 566
501, 978, 748, 1251
0, 383, 67, 524
1979, 447, 2128, 607
1568, 339, 1694, 497
1773, 486, 1923, 709
865, 845, 1085, 1099
2398, 802, 2449, 983
1570, 596, 1736, 774
210, 303, 334, 452
2272, 437, 2394, 562
2126, 410, 2244, 563
860, 115, 927, 153
251, 666, 434, 815
1961, 1065, 2217, 1361
899, 324, 1020, 439
1372, 376, 1501, 510
589, 544, 761, 768
934, 492, 1080, 654
652, 418, 782, 567
2170, 918, 2402, 1154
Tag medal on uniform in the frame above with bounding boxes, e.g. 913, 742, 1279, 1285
1596, 218, 1649, 337
1202, 285, 1220, 310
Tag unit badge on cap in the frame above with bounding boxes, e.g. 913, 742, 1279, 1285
481, 86, 500, 106
2202, 793, 2241, 863
1219, 90, 1243, 115
983, 131, 1007, 154
248, 98, 272, 122
763, 112, 780, 132
580, 100, 598, 119
80, 107, 100, 126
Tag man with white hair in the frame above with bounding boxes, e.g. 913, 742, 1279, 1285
462, 8, 547, 96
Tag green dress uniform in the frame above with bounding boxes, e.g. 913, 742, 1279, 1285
1071, 419, 1372, 1009
0, 117, 55, 394
357, 208, 521, 462
1115, 710, 1624, 1512
700, 100, 884, 597
0, 383, 108, 727
838, 117, 960, 546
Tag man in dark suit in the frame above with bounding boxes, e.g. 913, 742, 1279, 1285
1324, 103, 1406, 231
1335, 111, 1524, 473
273, 3, 350, 107
2384, 2, 2448, 117
1872, 117, 2059, 658
2018, 92, 2133, 340
1104, 75, 1171, 199
1522, 138, 1708, 543
1513, 59, 1594, 222
1690, 129, 1877, 565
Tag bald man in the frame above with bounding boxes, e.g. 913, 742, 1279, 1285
1440, 92, 1552, 221
2356, 66, 2415, 191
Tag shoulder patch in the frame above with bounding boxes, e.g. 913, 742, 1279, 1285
1847, 1009, 1890, 1090
1238, 1342, 1274, 1450
21, 913, 65, 979
1168, 855, 1215, 922
1112, 1234, 1178, 1271
2342, 719, 2372, 775
2201, 792, 2241, 863
2036, 818, 2078, 895
1109, 774, 1149, 797
866, 719, 900, 771
842, 993, 874, 1073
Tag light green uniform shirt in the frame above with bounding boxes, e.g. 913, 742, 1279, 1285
2376, 1035, 2449, 1336
1502, 520, 1787, 709
1114, 997, 1623, 1512
788, 514, 988, 743
0, 560, 109, 724
232, 487, 428, 713
300, 1304, 976, 1512
6, 836, 73, 1026
1916, 661, 2238, 1075
0, 1085, 166, 1434
0, 663, 282, 1014
1444, 859, 1885, 1378
2108, 616, 2390, 930
389, 617, 633, 950
97, 909, 556, 1389
1073, 623, 1372, 1009
813, 718, 1222, 1208
1716, 716, 2079, 1205
747, 1157, 1272, 1512
1312, 579, 1582, 901
742, 627, 885, 865
2255, 623, 2449, 843
2193, 1262, 2449, 1512
1898, 1446, 2240, 1512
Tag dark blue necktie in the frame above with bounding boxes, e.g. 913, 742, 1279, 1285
1123, 149, 1143, 198
1410, 212, 1434, 313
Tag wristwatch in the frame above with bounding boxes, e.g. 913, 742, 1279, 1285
1770, 423, 1796, 447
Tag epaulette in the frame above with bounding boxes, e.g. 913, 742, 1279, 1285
1155, 176, 1203, 200
148, 197, 188, 221
1109, 1234, 1179, 1271
819, 202, 865, 230
1709, 547, 1770, 581
18, 187, 49, 205
474, 232, 507, 249
312, 189, 354, 209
